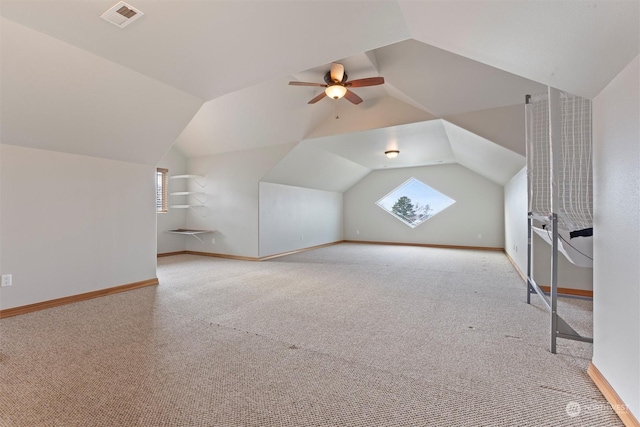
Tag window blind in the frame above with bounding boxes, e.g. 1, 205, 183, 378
156, 168, 168, 213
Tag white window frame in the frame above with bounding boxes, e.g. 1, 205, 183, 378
156, 168, 168, 213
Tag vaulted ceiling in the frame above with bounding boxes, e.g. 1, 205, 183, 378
2, 1, 638, 182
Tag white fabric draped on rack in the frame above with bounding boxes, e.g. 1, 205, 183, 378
526, 91, 593, 267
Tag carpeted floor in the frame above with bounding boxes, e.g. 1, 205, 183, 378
0, 243, 621, 426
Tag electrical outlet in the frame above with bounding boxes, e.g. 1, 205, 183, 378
356, 230, 360, 235
2, 274, 12, 287
300, 235, 304, 241
211, 238, 215, 244
477, 234, 482, 239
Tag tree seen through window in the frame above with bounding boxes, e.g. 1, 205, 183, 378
376, 178, 454, 228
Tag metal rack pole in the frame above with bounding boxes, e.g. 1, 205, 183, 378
527, 213, 533, 304
548, 87, 561, 354
525, 94, 533, 305
550, 214, 559, 353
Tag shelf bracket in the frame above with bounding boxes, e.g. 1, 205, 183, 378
190, 233, 205, 244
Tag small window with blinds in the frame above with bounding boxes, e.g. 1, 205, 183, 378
156, 168, 168, 213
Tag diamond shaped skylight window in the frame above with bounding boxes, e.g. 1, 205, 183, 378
376, 177, 455, 228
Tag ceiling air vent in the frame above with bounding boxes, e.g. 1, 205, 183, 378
100, 2, 143, 28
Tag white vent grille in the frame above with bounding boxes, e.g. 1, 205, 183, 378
100, 2, 143, 28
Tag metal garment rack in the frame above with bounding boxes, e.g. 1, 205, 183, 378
525, 89, 593, 354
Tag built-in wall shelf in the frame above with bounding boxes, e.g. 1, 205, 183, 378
170, 191, 205, 196
166, 228, 214, 244
170, 175, 204, 180
169, 175, 206, 209
170, 174, 205, 187
170, 204, 205, 209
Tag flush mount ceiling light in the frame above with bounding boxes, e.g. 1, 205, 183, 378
385, 150, 400, 159
325, 84, 347, 100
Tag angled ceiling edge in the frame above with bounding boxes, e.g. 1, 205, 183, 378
383, 82, 440, 117
306, 120, 456, 171
398, 0, 639, 99
261, 144, 372, 193
304, 95, 437, 140
1, 17, 203, 166
442, 104, 526, 156
1, 1, 412, 101
442, 120, 525, 185
375, 39, 546, 118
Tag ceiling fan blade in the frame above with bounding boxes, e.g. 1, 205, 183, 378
330, 63, 345, 83
308, 91, 327, 104
346, 77, 385, 88
343, 89, 363, 105
289, 81, 327, 87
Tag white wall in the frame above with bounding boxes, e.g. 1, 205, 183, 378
186, 143, 295, 258
259, 182, 343, 257
344, 164, 504, 248
504, 167, 528, 272
0, 145, 157, 310
157, 146, 188, 254
592, 56, 639, 419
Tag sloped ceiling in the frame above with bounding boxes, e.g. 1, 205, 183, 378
261, 146, 371, 193
1, 1, 638, 175
304, 94, 436, 141
374, 39, 546, 117
398, 0, 640, 99
0, 1, 410, 100
174, 77, 334, 158
442, 121, 525, 185
264, 119, 525, 190
443, 104, 526, 156
1, 18, 203, 165
306, 120, 456, 170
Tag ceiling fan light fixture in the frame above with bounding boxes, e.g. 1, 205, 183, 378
325, 85, 347, 100
290, 63, 383, 105
385, 150, 400, 159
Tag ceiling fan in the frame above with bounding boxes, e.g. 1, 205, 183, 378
289, 63, 385, 105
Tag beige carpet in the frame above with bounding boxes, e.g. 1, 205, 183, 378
0, 243, 621, 426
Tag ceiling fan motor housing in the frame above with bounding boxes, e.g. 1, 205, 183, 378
324, 71, 347, 85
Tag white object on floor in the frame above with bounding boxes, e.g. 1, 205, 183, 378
532, 226, 593, 268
